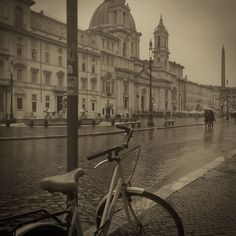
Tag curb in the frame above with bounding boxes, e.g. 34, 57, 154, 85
0, 121, 227, 141
154, 148, 236, 200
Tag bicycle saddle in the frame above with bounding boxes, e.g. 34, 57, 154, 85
40, 168, 85, 194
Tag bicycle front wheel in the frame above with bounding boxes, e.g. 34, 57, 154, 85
96, 190, 184, 236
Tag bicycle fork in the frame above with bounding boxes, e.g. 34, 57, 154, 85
96, 164, 143, 235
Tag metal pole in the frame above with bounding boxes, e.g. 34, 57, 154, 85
66, 0, 78, 172
226, 80, 229, 120
10, 72, 13, 121
147, 41, 154, 127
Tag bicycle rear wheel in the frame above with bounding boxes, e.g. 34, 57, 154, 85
17, 224, 66, 236
96, 190, 184, 236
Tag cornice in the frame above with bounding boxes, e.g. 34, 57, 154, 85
0, 22, 100, 57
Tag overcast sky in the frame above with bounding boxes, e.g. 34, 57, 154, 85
32, 0, 236, 87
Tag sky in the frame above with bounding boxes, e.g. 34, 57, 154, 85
32, 0, 236, 87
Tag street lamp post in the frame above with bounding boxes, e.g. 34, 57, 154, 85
226, 79, 229, 120
147, 40, 154, 127
6, 60, 14, 126
10, 63, 14, 121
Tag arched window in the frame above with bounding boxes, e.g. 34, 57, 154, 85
113, 11, 117, 24
15, 6, 24, 28
123, 12, 126, 25
157, 36, 161, 48
123, 42, 127, 57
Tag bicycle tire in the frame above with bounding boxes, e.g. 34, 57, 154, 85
17, 224, 66, 236
96, 190, 184, 236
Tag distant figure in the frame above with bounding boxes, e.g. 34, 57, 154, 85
204, 108, 215, 129
58, 93, 68, 118
80, 104, 88, 119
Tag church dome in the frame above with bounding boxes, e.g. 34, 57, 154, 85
89, 0, 137, 32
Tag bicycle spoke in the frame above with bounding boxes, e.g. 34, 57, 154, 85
97, 191, 183, 236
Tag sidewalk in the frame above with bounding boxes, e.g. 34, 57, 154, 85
160, 150, 236, 235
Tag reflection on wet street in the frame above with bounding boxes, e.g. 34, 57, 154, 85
0, 122, 235, 226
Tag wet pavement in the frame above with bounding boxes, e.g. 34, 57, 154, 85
0, 119, 235, 235
167, 152, 236, 235
0, 117, 206, 139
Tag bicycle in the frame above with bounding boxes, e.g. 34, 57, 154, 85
0, 124, 184, 236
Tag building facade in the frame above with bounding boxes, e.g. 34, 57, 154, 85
0, 0, 218, 121
220, 87, 236, 113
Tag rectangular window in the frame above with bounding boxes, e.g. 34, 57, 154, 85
106, 82, 111, 95
124, 97, 129, 109
124, 83, 129, 94
165, 101, 168, 110
92, 65, 95, 73
82, 63, 86, 72
32, 49, 37, 60
92, 102, 95, 111
45, 52, 50, 64
17, 69, 22, 81
58, 56, 63, 66
45, 95, 50, 108
91, 80, 97, 91
81, 78, 88, 90
0, 93, 3, 112
17, 97, 23, 110
32, 94, 37, 112
31, 70, 37, 83
32, 102, 37, 112
58, 76, 64, 87
17, 47, 22, 56
102, 80, 105, 93
45, 73, 51, 85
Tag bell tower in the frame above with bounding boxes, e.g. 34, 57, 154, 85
153, 15, 170, 68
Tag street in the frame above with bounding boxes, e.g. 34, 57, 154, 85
0, 121, 236, 230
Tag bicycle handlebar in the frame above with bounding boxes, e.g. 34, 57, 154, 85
87, 145, 124, 161
87, 124, 133, 161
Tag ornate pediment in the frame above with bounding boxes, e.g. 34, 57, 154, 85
14, 89, 25, 95
13, 61, 26, 69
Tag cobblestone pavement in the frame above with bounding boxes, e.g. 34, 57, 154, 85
166, 153, 236, 236
1, 153, 236, 235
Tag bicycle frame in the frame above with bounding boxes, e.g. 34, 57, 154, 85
67, 156, 145, 236
94, 158, 144, 235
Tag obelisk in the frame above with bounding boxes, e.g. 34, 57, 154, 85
221, 46, 225, 87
